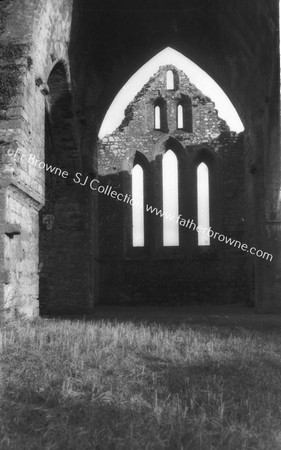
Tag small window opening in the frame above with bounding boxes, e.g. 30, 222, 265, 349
154, 105, 161, 129
177, 104, 184, 129
166, 70, 174, 90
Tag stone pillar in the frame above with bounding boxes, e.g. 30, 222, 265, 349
254, 109, 281, 312
0, 0, 73, 319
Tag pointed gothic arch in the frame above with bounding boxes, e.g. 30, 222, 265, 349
98, 47, 244, 139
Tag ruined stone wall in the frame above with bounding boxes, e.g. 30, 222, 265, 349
99, 65, 229, 173
0, 0, 75, 318
97, 66, 248, 305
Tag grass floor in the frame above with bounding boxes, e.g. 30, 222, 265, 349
1, 305, 281, 449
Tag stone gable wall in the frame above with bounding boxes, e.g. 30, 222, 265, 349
97, 65, 248, 305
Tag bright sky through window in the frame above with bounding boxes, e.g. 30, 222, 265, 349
98, 47, 244, 138
166, 69, 174, 89
197, 162, 210, 246
177, 104, 183, 129
154, 105, 161, 129
132, 164, 145, 247
163, 150, 179, 246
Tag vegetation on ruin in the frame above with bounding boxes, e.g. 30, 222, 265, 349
1, 307, 281, 449
0, 43, 25, 110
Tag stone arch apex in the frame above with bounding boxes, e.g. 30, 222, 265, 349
123, 150, 150, 173
153, 135, 185, 159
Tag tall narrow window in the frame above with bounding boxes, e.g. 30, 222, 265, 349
154, 105, 161, 129
197, 162, 210, 246
163, 150, 179, 246
166, 70, 174, 90
132, 164, 145, 247
177, 104, 184, 129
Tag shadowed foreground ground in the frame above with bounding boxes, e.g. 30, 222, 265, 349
1, 305, 281, 449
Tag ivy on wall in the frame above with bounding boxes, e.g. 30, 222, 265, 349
0, 43, 25, 110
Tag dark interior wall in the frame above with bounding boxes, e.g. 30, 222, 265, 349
69, 0, 279, 311
98, 139, 248, 306
39, 62, 90, 315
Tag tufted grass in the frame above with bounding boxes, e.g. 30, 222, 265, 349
1, 307, 281, 449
